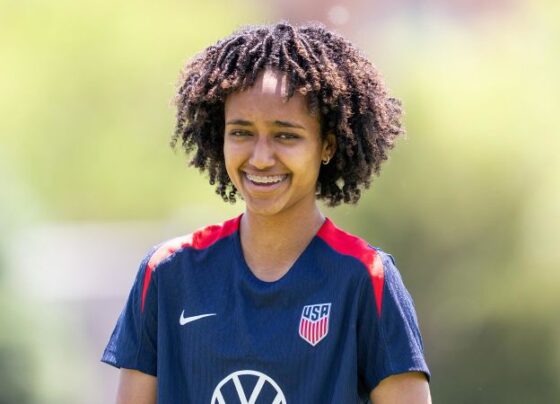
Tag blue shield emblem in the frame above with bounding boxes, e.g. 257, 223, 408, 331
298, 303, 331, 346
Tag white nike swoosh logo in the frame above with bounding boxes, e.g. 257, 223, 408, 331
179, 310, 216, 326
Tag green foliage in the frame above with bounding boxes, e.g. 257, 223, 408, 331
0, 0, 258, 220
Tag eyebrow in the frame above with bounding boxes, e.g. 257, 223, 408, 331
225, 119, 305, 130
274, 120, 305, 129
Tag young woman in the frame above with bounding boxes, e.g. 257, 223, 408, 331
102, 22, 431, 403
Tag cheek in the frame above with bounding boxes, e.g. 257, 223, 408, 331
289, 150, 322, 181
223, 138, 238, 161
223, 142, 248, 186
223, 144, 237, 177
224, 157, 238, 178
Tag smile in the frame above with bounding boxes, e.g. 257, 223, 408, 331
245, 173, 288, 185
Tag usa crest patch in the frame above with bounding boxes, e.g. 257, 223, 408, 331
298, 303, 331, 346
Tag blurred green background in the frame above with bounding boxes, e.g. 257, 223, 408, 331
1, 0, 559, 402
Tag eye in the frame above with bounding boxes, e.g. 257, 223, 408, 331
229, 129, 252, 137
276, 132, 300, 140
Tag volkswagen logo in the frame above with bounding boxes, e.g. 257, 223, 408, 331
211, 370, 287, 404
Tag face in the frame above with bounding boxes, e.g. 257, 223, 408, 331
224, 69, 335, 218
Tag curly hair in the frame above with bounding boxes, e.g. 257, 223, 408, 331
172, 22, 404, 205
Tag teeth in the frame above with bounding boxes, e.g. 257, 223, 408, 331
246, 174, 286, 184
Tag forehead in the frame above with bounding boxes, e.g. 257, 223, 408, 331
224, 69, 313, 120
255, 69, 290, 98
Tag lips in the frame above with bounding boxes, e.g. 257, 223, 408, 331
244, 173, 289, 187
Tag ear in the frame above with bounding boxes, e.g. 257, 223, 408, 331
321, 133, 337, 162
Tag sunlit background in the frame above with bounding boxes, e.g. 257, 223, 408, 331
1, 0, 559, 402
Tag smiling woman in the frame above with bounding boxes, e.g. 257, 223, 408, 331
102, 22, 431, 404
223, 69, 334, 221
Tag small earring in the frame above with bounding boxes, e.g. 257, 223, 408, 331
322, 157, 331, 165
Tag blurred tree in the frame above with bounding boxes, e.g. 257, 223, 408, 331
0, 283, 35, 404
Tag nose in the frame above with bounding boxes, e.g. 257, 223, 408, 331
249, 135, 275, 170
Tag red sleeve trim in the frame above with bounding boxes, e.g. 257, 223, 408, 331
140, 216, 241, 312
317, 218, 385, 317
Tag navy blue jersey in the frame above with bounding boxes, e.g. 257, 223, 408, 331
102, 216, 429, 403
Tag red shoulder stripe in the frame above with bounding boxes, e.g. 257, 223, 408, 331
140, 216, 240, 312
317, 219, 385, 317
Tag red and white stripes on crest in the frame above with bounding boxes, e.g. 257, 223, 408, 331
140, 216, 241, 312
298, 303, 331, 346
299, 315, 329, 346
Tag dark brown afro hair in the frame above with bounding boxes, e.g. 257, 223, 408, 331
172, 22, 404, 205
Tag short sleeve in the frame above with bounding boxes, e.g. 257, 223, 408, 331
357, 250, 430, 391
101, 250, 158, 376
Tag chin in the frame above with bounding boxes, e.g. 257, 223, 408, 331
244, 201, 288, 217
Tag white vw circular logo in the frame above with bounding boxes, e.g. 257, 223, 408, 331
211, 370, 286, 404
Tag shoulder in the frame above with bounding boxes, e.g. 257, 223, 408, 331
317, 219, 389, 316
317, 218, 384, 277
145, 215, 241, 273
137, 216, 240, 312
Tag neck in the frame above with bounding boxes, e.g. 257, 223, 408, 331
239, 204, 325, 281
